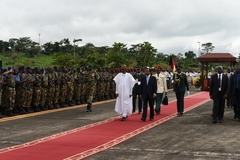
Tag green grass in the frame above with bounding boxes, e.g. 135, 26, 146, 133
0, 53, 54, 68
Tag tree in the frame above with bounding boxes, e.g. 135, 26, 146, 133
137, 42, 157, 67
184, 51, 196, 59
202, 42, 214, 54
112, 42, 127, 55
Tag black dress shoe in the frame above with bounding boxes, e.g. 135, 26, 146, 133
212, 120, 217, 124
121, 117, 126, 121
141, 117, 146, 121
86, 109, 92, 112
155, 109, 159, 114
218, 119, 223, 123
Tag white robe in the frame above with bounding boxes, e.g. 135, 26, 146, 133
113, 72, 135, 117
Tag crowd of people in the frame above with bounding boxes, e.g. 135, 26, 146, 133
0, 64, 200, 120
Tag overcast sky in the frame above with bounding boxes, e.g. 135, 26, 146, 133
1, 0, 240, 57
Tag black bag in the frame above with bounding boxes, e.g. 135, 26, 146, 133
162, 95, 168, 105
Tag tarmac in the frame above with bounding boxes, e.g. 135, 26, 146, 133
0, 87, 240, 160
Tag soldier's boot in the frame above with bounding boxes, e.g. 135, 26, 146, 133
44, 104, 49, 110
75, 99, 80, 105
81, 99, 86, 104
48, 105, 53, 110
6, 110, 15, 117
60, 103, 64, 108
68, 101, 74, 106
19, 107, 27, 114
39, 106, 45, 111
54, 103, 59, 109
33, 106, 41, 112
101, 96, 105, 100
86, 103, 92, 112
104, 95, 109, 100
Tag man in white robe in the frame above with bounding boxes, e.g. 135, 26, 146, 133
114, 65, 135, 121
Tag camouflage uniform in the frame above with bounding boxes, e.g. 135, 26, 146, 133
32, 69, 42, 112
40, 69, 48, 110
80, 70, 87, 104
4, 70, 16, 116
0, 73, 3, 111
46, 70, 55, 109
25, 69, 33, 111
74, 69, 81, 105
59, 70, 67, 107
16, 68, 28, 114
53, 69, 61, 109
104, 69, 111, 100
85, 67, 97, 112
66, 70, 74, 106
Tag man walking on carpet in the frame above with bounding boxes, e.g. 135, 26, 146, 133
210, 66, 229, 123
172, 66, 189, 116
113, 65, 135, 121
140, 68, 157, 121
153, 66, 167, 115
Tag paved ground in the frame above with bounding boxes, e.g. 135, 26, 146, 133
1, 88, 240, 160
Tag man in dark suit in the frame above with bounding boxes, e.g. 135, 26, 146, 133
173, 66, 189, 116
140, 68, 157, 121
229, 66, 240, 120
132, 67, 145, 114
209, 66, 229, 124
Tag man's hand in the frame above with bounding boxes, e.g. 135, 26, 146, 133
223, 94, 228, 99
152, 94, 156, 99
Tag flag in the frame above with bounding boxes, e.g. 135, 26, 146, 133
169, 56, 176, 72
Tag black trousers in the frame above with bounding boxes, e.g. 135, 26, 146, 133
175, 91, 185, 113
232, 90, 240, 119
212, 91, 225, 120
142, 94, 154, 119
132, 92, 142, 112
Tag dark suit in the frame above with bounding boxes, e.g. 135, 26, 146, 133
173, 73, 189, 114
132, 72, 145, 113
229, 73, 240, 119
209, 73, 229, 121
140, 75, 157, 120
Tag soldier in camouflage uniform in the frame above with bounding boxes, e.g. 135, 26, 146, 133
2, 67, 16, 116
85, 64, 97, 112
25, 67, 34, 113
106, 68, 111, 100
39, 68, 48, 110
109, 69, 116, 99
16, 66, 28, 114
0, 69, 4, 115
65, 69, 75, 106
46, 68, 55, 109
59, 67, 68, 107
32, 67, 42, 112
74, 68, 82, 105
53, 66, 61, 109
98, 68, 105, 101
80, 67, 87, 104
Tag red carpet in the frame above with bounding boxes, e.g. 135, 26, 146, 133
0, 92, 210, 160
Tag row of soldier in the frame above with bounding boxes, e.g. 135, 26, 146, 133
0, 65, 117, 117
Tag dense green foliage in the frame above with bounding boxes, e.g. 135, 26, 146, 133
0, 37, 210, 70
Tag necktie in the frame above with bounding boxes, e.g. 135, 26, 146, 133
146, 76, 149, 85
218, 74, 221, 89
